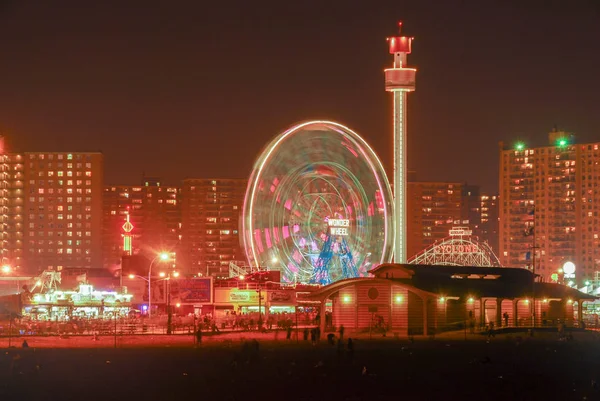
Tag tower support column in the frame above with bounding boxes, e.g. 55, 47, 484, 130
393, 90, 407, 263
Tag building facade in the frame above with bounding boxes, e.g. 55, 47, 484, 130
0, 145, 24, 270
476, 194, 500, 255
180, 178, 246, 278
102, 179, 181, 270
499, 130, 600, 285
1, 151, 104, 274
406, 182, 479, 259
302, 264, 592, 335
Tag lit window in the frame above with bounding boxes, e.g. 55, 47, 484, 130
67, 154, 73, 160
58, 171, 63, 177
85, 171, 92, 177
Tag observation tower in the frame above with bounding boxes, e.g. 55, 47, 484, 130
385, 22, 416, 263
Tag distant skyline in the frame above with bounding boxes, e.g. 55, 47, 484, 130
1, 0, 599, 192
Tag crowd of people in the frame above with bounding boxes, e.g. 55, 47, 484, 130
1, 308, 327, 337
210, 310, 320, 332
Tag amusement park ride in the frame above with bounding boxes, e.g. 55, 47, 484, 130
238, 22, 501, 286
240, 23, 412, 285
242, 121, 393, 285
241, 23, 495, 286
408, 227, 502, 267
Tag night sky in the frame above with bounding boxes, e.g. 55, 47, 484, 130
0, 1, 598, 192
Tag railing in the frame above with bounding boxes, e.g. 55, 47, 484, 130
0, 317, 199, 337
0, 312, 319, 338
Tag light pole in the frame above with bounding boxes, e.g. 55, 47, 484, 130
148, 252, 169, 318
256, 276, 280, 331
159, 270, 180, 334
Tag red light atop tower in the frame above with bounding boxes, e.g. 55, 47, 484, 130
388, 21, 413, 55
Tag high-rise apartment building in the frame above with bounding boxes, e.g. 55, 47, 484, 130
406, 182, 478, 258
103, 179, 180, 269
499, 129, 600, 285
1, 140, 24, 270
1, 150, 103, 274
180, 178, 246, 278
476, 194, 500, 255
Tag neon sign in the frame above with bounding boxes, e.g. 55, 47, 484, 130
438, 244, 480, 254
122, 213, 134, 255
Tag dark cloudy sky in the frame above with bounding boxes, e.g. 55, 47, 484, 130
0, 0, 598, 192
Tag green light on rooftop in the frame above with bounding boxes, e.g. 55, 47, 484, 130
515, 142, 525, 151
557, 138, 568, 147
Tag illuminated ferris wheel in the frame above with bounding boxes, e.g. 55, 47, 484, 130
242, 121, 394, 285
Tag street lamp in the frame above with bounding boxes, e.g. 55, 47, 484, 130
148, 252, 170, 318
159, 270, 179, 335
128, 274, 170, 317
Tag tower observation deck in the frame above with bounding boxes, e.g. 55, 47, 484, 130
385, 22, 416, 264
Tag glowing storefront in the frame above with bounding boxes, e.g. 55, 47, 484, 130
24, 284, 133, 321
